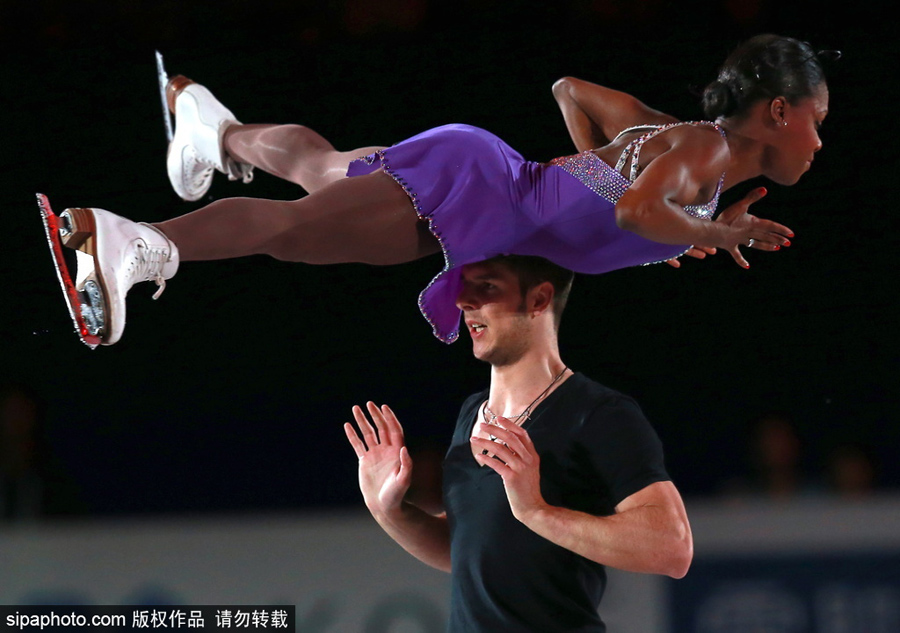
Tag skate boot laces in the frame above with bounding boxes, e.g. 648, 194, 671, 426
126, 234, 172, 300
184, 149, 216, 196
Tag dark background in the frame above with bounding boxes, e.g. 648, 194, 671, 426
2, 0, 896, 518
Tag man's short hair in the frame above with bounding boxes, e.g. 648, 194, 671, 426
485, 254, 574, 328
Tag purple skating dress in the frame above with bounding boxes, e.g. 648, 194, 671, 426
346, 122, 726, 343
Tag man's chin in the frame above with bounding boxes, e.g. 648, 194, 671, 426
473, 346, 525, 368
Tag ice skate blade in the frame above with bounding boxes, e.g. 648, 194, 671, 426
77, 276, 106, 338
156, 51, 174, 143
37, 194, 104, 349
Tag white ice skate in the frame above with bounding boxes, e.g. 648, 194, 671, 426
37, 194, 179, 347
164, 73, 254, 201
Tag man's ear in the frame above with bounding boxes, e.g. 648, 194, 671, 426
529, 281, 555, 316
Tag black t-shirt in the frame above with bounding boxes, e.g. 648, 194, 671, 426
442, 372, 670, 632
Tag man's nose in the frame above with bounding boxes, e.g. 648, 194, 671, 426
455, 286, 478, 310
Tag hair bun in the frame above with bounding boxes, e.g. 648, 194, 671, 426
701, 79, 736, 120
700, 35, 831, 120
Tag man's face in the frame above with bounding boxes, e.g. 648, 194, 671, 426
455, 261, 532, 367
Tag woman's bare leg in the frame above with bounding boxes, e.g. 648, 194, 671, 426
223, 123, 384, 194
154, 171, 439, 265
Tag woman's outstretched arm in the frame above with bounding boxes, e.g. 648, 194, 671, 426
551, 77, 675, 151
615, 127, 792, 267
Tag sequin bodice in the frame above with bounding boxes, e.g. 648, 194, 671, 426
550, 121, 726, 220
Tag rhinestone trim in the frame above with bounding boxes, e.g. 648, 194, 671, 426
361, 149, 459, 344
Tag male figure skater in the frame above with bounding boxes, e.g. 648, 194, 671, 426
345, 254, 692, 632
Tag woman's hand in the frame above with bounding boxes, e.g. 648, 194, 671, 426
715, 187, 793, 268
665, 246, 717, 268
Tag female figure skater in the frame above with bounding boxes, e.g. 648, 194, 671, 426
44, 34, 832, 347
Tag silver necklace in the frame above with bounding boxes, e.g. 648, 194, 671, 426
482, 366, 569, 433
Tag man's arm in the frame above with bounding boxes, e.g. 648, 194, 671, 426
345, 402, 452, 572
472, 420, 692, 579
551, 76, 676, 152
524, 481, 692, 578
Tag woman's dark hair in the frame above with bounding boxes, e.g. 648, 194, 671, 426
702, 34, 837, 120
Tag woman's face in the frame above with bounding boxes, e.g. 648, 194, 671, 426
767, 83, 829, 185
